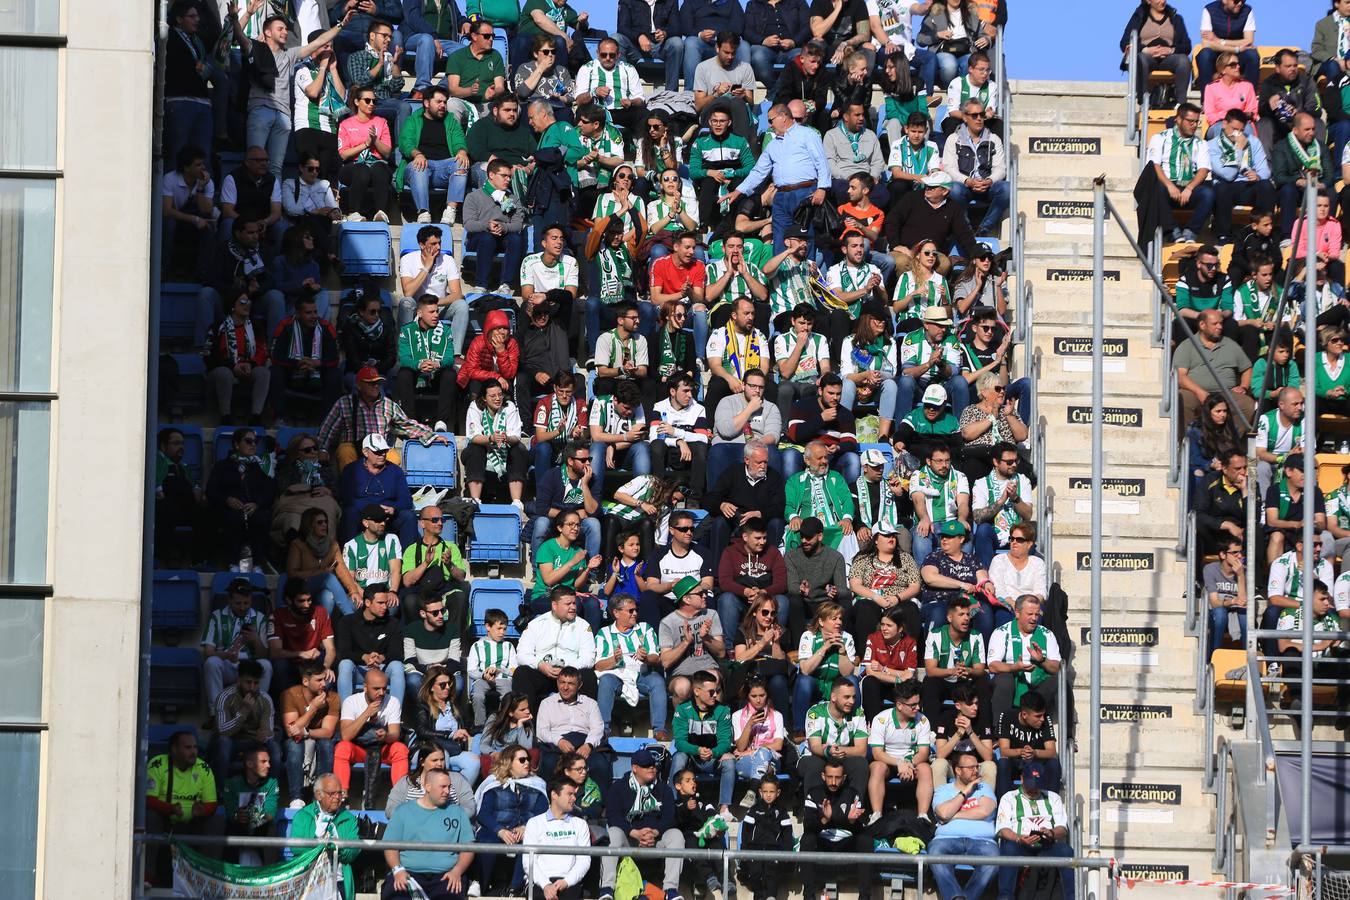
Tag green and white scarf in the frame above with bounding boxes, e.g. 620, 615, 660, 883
288, 322, 323, 385
895, 271, 945, 315
838, 122, 865, 163
479, 404, 510, 476
980, 473, 1023, 542
918, 465, 961, 521
1286, 131, 1323, 172
627, 773, 661, 819
484, 183, 518, 214
1216, 131, 1251, 170
1329, 485, 1350, 530
806, 472, 841, 526
1013, 792, 1057, 834
855, 474, 901, 530
560, 467, 585, 505
958, 76, 990, 110
659, 327, 687, 378
896, 139, 933, 176
1002, 623, 1050, 701
1161, 128, 1198, 183
596, 245, 633, 304
1236, 281, 1278, 321
933, 625, 982, 669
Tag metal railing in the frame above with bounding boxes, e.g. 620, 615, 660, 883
1125, 30, 1141, 147
137, 831, 1120, 900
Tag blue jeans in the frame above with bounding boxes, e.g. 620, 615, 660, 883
841, 376, 898, 423
772, 185, 815, 255
997, 837, 1074, 900
716, 591, 789, 644
466, 228, 527, 291
597, 670, 670, 733
614, 33, 685, 92
590, 440, 651, 497
529, 513, 602, 560
163, 99, 214, 175
405, 33, 466, 91
245, 106, 291, 179
337, 659, 406, 703
407, 157, 469, 213
682, 36, 750, 92
1005, 376, 1031, 422
446, 750, 482, 784
283, 736, 335, 802
749, 45, 800, 95
947, 179, 1011, 235
928, 836, 999, 900
443, 296, 471, 356
671, 750, 737, 807
973, 523, 1000, 570
895, 373, 970, 420
792, 676, 823, 732
734, 745, 780, 780
933, 51, 969, 89
1209, 604, 1248, 656
306, 572, 354, 617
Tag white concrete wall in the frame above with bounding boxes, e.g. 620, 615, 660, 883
42, 1, 154, 897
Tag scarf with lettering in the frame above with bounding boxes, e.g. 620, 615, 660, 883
628, 773, 661, 820
484, 183, 518, 214
660, 326, 686, 378
1004, 623, 1049, 702
223, 317, 257, 365
806, 471, 841, 526
1216, 131, 1251, 170
722, 322, 763, 379
854, 475, 901, 529
288, 322, 324, 384
560, 467, 584, 505
1287, 131, 1323, 173
596, 244, 633, 304
546, 396, 578, 439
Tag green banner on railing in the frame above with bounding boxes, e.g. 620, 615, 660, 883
171, 840, 337, 898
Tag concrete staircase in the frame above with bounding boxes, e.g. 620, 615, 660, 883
1009, 80, 1221, 880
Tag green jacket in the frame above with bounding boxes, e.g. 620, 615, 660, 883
783, 469, 856, 550
396, 112, 468, 193
289, 802, 361, 900
538, 120, 587, 187
688, 132, 754, 182
673, 701, 733, 758
398, 320, 455, 371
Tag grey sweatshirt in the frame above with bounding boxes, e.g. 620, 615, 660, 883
463, 188, 526, 235
822, 126, 885, 180
785, 545, 851, 604
712, 393, 783, 445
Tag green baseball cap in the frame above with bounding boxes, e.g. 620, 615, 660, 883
939, 520, 968, 537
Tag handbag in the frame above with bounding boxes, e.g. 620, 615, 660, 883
936, 37, 970, 56
791, 201, 844, 251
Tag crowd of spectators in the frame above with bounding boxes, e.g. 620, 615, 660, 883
148, 0, 1096, 898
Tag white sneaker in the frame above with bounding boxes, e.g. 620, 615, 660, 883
373, 209, 389, 223
416, 210, 432, 224
866, 811, 881, 826
467, 880, 481, 898
344, 212, 365, 222
494, 283, 513, 296
288, 798, 305, 810
511, 498, 527, 520
434, 420, 448, 432
441, 204, 458, 225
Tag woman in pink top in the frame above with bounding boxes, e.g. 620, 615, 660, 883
731, 677, 786, 780
336, 86, 394, 222
1295, 192, 1346, 285
1204, 51, 1260, 134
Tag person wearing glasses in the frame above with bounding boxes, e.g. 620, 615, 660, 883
689, 107, 755, 229
401, 0, 472, 101
202, 283, 273, 425
634, 112, 685, 196
344, 17, 411, 141
289, 773, 361, 899
1144, 101, 1214, 244
957, 374, 1026, 482
939, 97, 1007, 237
1173, 244, 1238, 344
446, 21, 509, 123
337, 86, 395, 222
402, 502, 470, 610
926, 748, 1000, 900
513, 0, 588, 70
514, 33, 578, 122
576, 37, 648, 137
939, 50, 999, 136
969, 440, 1031, 568
281, 151, 342, 268
724, 102, 831, 255
405, 664, 482, 782
531, 441, 602, 560
988, 520, 1047, 617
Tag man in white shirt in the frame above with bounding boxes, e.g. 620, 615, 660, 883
649, 374, 711, 502
333, 668, 409, 801
1145, 101, 1215, 243
398, 225, 469, 358
536, 667, 613, 786
971, 441, 1033, 568
705, 296, 774, 416
865, 0, 936, 93
866, 679, 933, 820
575, 37, 648, 135
515, 588, 599, 710
987, 594, 1061, 724
522, 779, 592, 900
994, 764, 1074, 900
594, 302, 650, 398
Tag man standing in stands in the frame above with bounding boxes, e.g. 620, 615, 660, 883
723, 103, 831, 254
1145, 101, 1214, 244
344, 18, 409, 141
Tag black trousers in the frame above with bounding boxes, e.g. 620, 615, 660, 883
293, 127, 341, 187
800, 830, 874, 900
395, 367, 457, 428
921, 675, 992, 732
461, 442, 529, 487
649, 439, 708, 500
1213, 178, 1276, 240
514, 664, 598, 713
340, 161, 392, 219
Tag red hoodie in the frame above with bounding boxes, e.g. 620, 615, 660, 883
717, 534, 788, 601
457, 309, 519, 388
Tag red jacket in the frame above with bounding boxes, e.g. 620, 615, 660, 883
717, 534, 788, 600
458, 309, 520, 387
204, 316, 268, 369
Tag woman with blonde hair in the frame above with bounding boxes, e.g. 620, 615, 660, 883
791, 600, 857, 738
892, 237, 949, 330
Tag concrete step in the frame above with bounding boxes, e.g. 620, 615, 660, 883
1050, 538, 1187, 600
1110, 849, 1223, 879
1037, 397, 1171, 466
1009, 106, 1129, 129
1022, 219, 1140, 257
1083, 687, 1205, 726
1103, 802, 1215, 833
1029, 283, 1158, 329
1012, 80, 1126, 98
1016, 151, 1140, 180
1096, 764, 1208, 797
1017, 172, 1137, 194
1030, 329, 1165, 395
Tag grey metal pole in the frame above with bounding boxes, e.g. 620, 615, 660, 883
1245, 433, 1258, 742
1300, 172, 1317, 856
1089, 177, 1105, 859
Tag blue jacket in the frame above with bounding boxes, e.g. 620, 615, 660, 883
604, 775, 677, 833
1205, 126, 1271, 182
337, 460, 414, 518
478, 781, 548, 832
617, 0, 682, 43
401, 0, 466, 38
679, 0, 744, 41
743, 0, 809, 48
533, 465, 601, 518
337, 0, 404, 49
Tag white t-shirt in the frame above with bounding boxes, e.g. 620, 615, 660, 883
338, 691, 403, 728
987, 554, 1049, 607
1333, 571, 1350, 613
1199, 8, 1256, 32
399, 251, 461, 299
162, 170, 215, 210
863, 0, 920, 51
520, 252, 580, 292
868, 707, 933, 761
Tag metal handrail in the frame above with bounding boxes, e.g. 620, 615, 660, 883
1125, 30, 1140, 146
1027, 320, 1039, 433
1246, 644, 1281, 849
1184, 508, 1198, 634
1213, 736, 1233, 870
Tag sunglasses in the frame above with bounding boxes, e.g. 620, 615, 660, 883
572, 456, 591, 462
422, 515, 443, 523
1009, 536, 1030, 544
614, 173, 633, 181
757, 608, 777, 616
648, 123, 666, 130
298, 445, 318, 453
356, 96, 375, 104
967, 111, 986, 118
539, 47, 555, 54
670, 525, 694, 533
599, 52, 616, 59
426, 608, 446, 618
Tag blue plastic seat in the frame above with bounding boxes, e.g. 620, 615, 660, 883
153, 570, 202, 631
161, 282, 202, 342
470, 578, 525, 638
403, 434, 458, 492
685, 508, 709, 525
858, 442, 894, 475
609, 737, 659, 779
212, 425, 271, 463
164, 423, 206, 483
468, 504, 524, 564
210, 570, 269, 610
148, 723, 196, 759
275, 426, 316, 458
339, 222, 392, 276
169, 353, 207, 413
149, 647, 202, 710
